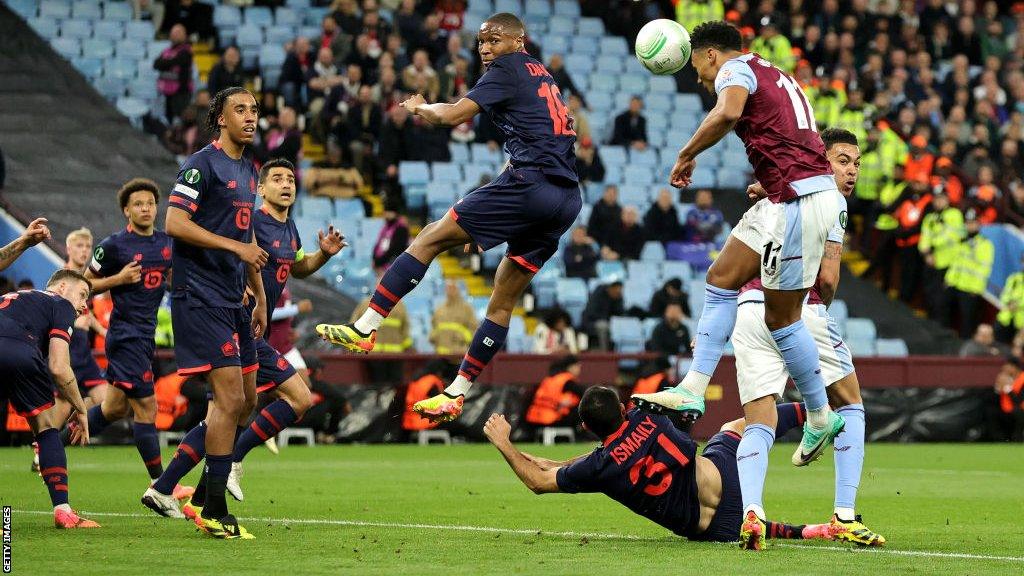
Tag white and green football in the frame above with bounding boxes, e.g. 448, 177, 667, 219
634, 19, 691, 75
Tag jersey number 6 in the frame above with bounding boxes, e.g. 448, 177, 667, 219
235, 207, 252, 230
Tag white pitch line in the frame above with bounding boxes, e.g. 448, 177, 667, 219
13, 510, 1024, 563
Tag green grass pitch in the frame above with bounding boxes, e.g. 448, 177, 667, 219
2, 442, 1022, 575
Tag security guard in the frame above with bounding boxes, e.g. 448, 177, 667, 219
429, 280, 479, 355
944, 209, 995, 338
673, 0, 724, 34
524, 355, 586, 428
996, 254, 1024, 343
919, 191, 964, 320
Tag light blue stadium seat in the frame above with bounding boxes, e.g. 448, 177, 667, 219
303, 5, 328, 26
577, 17, 604, 37
72, 56, 103, 79
449, 143, 469, 164
116, 40, 146, 60
265, 25, 294, 47
875, 338, 909, 357
7, 0, 37, 20
721, 150, 748, 169
51, 37, 81, 59
595, 55, 622, 74
359, 218, 384, 241
244, 5, 273, 27
214, 4, 242, 28
589, 73, 619, 94
564, 53, 593, 73
555, 278, 588, 326
619, 72, 648, 93
462, 164, 494, 186
716, 170, 749, 189
275, 7, 300, 27
617, 184, 647, 206
845, 318, 877, 341
260, 43, 287, 69
623, 278, 655, 310
286, 0, 311, 8
629, 148, 658, 167
467, 0, 493, 15
640, 241, 666, 262
724, 133, 745, 150
125, 20, 154, 41
524, 0, 550, 16
470, 143, 503, 165
599, 146, 627, 168
128, 78, 158, 100
571, 36, 600, 56
646, 94, 673, 114
623, 166, 653, 187
71, 0, 101, 19
104, 1, 132, 21
660, 261, 693, 282
553, 0, 580, 17
60, 19, 92, 39
116, 96, 149, 127
431, 162, 462, 184
829, 300, 848, 326
333, 198, 365, 220
494, 0, 521, 14
587, 91, 613, 112
235, 24, 264, 49
690, 167, 716, 189
648, 76, 676, 94
600, 36, 628, 56
29, 17, 60, 38
610, 316, 644, 352
93, 75, 126, 100
93, 20, 123, 40
674, 93, 703, 112
596, 260, 626, 283
302, 196, 332, 221
627, 260, 658, 282
398, 161, 430, 185
847, 337, 876, 357
40, 0, 71, 19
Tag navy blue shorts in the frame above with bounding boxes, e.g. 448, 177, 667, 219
73, 356, 106, 398
694, 430, 743, 543
451, 167, 581, 272
171, 295, 257, 378
254, 338, 297, 393
0, 338, 56, 417
106, 336, 156, 399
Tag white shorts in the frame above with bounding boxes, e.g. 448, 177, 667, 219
732, 296, 855, 406
731, 189, 845, 290
283, 347, 307, 371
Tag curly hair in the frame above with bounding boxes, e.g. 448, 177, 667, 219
206, 86, 254, 134
117, 177, 160, 210
689, 20, 742, 53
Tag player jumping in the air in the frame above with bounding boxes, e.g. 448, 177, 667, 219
0, 270, 99, 528
141, 87, 268, 540
632, 21, 846, 475
731, 128, 885, 548
316, 12, 581, 423
484, 387, 843, 545
79, 178, 191, 500
179, 158, 345, 513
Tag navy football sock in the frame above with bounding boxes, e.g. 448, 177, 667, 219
448, 319, 508, 396
200, 454, 232, 519
36, 428, 70, 507
360, 253, 428, 332
233, 400, 297, 462
132, 422, 163, 480
152, 421, 206, 495
774, 402, 806, 437
86, 405, 112, 437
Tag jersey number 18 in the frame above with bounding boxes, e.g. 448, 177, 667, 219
537, 83, 575, 136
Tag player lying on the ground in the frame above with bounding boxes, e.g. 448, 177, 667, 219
632, 20, 845, 467
316, 12, 581, 424
731, 128, 884, 549
0, 216, 50, 271
483, 387, 842, 545
0, 269, 99, 528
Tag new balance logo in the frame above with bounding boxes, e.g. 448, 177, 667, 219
410, 279, 419, 285
737, 451, 760, 462
483, 337, 494, 347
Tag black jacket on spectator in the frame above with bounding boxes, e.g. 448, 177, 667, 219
576, 148, 605, 184
648, 320, 691, 357
583, 287, 625, 330
160, 0, 215, 40
378, 118, 415, 169
563, 242, 598, 279
347, 102, 383, 144
281, 50, 315, 89
587, 201, 621, 247
644, 204, 684, 244
206, 62, 245, 99
607, 223, 645, 260
649, 284, 691, 319
611, 112, 647, 146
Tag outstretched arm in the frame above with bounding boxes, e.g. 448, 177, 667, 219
0, 217, 51, 272
483, 414, 561, 494
403, 94, 481, 127
669, 86, 748, 188
291, 226, 347, 278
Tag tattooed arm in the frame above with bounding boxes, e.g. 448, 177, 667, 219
817, 241, 844, 307
0, 217, 51, 272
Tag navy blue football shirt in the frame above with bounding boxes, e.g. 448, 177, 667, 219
556, 409, 701, 537
0, 290, 77, 356
168, 141, 258, 308
89, 227, 172, 342
465, 51, 578, 182
247, 207, 302, 338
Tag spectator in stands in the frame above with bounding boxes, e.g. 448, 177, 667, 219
347, 35, 380, 83
523, 355, 585, 430
347, 85, 382, 167
162, 102, 201, 157
306, 141, 364, 199
374, 66, 404, 113
574, 136, 605, 184
430, 280, 478, 356
945, 209, 995, 339
435, 0, 466, 35
153, 24, 193, 124
1000, 180, 1024, 228
395, 0, 425, 49
307, 47, 345, 128
583, 280, 625, 351
587, 185, 621, 248
649, 278, 690, 320
606, 206, 645, 261
378, 104, 414, 185
319, 15, 353, 67
931, 156, 965, 206
323, 64, 365, 139
533, 309, 579, 354
360, 4, 391, 50
401, 359, 446, 437
959, 323, 1008, 357
683, 190, 723, 243
893, 176, 932, 303
996, 254, 1024, 344
919, 190, 964, 321
562, 226, 598, 280
547, 54, 586, 107
330, 0, 362, 36
206, 46, 245, 100
435, 34, 469, 72
967, 166, 1001, 224
673, 0, 725, 36
647, 303, 692, 359
257, 106, 303, 167
903, 135, 935, 184
610, 96, 647, 150
644, 189, 684, 245
402, 49, 440, 103
373, 200, 409, 271
631, 357, 673, 397
281, 37, 315, 111
131, 0, 163, 28
159, 0, 214, 43
439, 56, 471, 104
567, 94, 590, 141
750, 16, 794, 71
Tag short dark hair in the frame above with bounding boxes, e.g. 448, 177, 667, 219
484, 12, 525, 36
259, 158, 296, 183
46, 268, 91, 291
206, 87, 254, 133
579, 386, 624, 438
690, 21, 742, 53
117, 178, 160, 210
821, 127, 859, 151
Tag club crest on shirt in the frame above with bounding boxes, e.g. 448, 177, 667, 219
93, 247, 104, 261
839, 211, 848, 229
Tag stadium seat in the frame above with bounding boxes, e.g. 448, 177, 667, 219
596, 260, 626, 283
467, 0, 493, 16
660, 261, 693, 282
646, 94, 673, 114
577, 17, 604, 37
333, 198, 365, 220
494, 0, 521, 14
214, 5, 242, 28
72, 56, 103, 79
50, 37, 81, 59
629, 148, 658, 167
564, 54, 594, 74
571, 36, 600, 56
303, 6, 329, 26
265, 25, 294, 48
127, 78, 158, 101
93, 76, 126, 100
623, 166, 653, 187
599, 36, 629, 56
71, 0, 101, 19
116, 41, 146, 60
587, 92, 613, 113
610, 316, 644, 353
648, 76, 676, 94
244, 6, 273, 27
470, 143, 503, 165
829, 300, 849, 326
60, 19, 92, 39
398, 161, 430, 186
104, 1, 132, 21
617, 184, 647, 206
125, 20, 154, 41
716, 170, 749, 190
29, 17, 60, 38
555, 278, 588, 326
93, 20, 124, 40
623, 278, 655, 310
7, 0, 37, 20
847, 337, 876, 357
287, 0, 312, 8
690, 168, 716, 189
431, 162, 462, 184
595, 55, 622, 74
674, 93, 703, 113
39, 0, 72, 19
599, 146, 627, 168
449, 143, 470, 164
553, 0, 581, 17
588, 73, 618, 94
875, 338, 909, 357
640, 242, 666, 262
115, 96, 149, 127
523, 0, 550, 16
845, 318, 878, 342
618, 72, 648, 93
275, 7, 300, 27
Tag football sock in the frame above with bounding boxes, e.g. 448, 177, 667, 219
201, 454, 232, 519
766, 521, 806, 539
36, 428, 69, 507
233, 400, 297, 462
769, 320, 829, 425
152, 421, 206, 495
357, 252, 428, 334
448, 319, 508, 396
834, 403, 865, 515
132, 422, 163, 479
86, 405, 112, 437
192, 469, 208, 507
737, 423, 775, 520
774, 402, 806, 437
675, 285, 739, 395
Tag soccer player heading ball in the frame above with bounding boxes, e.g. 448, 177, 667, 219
317, 12, 581, 423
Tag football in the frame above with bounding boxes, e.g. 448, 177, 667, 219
634, 19, 692, 75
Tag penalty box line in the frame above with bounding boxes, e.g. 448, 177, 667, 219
13, 509, 1024, 563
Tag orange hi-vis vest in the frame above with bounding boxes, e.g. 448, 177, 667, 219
632, 372, 667, 396
525, 372, 580, 426
403, 374, 443, 431
6, 404, 30, 432
1001, 372, 1024, 414
894, 194, 932, 247
154, 373, 188, 430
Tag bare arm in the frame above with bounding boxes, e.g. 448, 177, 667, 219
85, 262, 141, 294
246, 239, 268, 338
0, 217, 51, 272
292, 225, 347, 278
408, 96, 481, 127
677, 86, 747, 162
519, 450, 589, 470
48, 339, 87, 415
817, 241, 843, 307
483, 414, 561, 494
